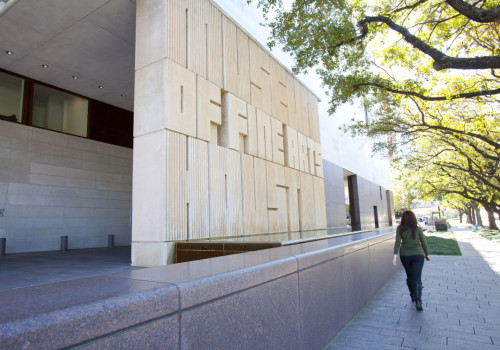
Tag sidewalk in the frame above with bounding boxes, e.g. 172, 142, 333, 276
326, 228, 500, 350
0, 247, 139, 291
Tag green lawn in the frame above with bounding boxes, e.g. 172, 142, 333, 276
478, 230, 500, 242
424, 231, 462, 255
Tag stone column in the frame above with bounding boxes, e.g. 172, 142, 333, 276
132, 0, 186, 266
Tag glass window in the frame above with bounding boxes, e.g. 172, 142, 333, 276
32, 84, 88, 137
0, 71, 24, 123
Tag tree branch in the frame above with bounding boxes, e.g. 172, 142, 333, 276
393, 0, 429, 14
445, 0, 500, 23
434, 158, 500, 193
353, 81, 500, 101
359, 16, 500, 70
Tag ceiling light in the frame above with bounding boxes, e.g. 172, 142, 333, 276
41, 64, 48, 68
72, 75, 78, 80
98, 85, 103, 89
5, 50, 13, 55
121, 94, 126, 98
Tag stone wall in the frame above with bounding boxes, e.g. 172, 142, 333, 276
132, 0, 327, 265
356, 175, 392, 230
0, 120, 132, 253
0, 230, 397, 349
323, 159, 347, 229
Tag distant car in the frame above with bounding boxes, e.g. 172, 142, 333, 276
417, 217, 427, 225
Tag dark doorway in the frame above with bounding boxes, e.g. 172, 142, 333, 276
347, 175, 361, 231
374, 206, 379, 228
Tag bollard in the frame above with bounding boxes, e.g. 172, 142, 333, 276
108, 234, 115, 248
0, 238, 5, 256
60, 235, 68, 251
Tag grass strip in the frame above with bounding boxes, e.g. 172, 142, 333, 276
425, 231, 462, 256
478, 230, 500, 242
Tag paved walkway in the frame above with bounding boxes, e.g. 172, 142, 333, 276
0, 246, 140, 291
326, 227, 500, 350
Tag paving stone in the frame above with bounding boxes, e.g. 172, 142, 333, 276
335, 329, 403, 346
420, 327, 492, 344
401, 333, 446, 348
446, 312, 485, 323
342, 324, 383, 335
474, 324, 500, 336
415, 342, 474, 350
380, 327, 417, 338
327, 228, 500, 349
484, 316, 500, 324
328, 337, 407, 350
447, 337, 500, 349
493, 335, 500, 345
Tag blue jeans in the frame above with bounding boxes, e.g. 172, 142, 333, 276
400, 255, 425, 285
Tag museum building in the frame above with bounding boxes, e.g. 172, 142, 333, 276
0, 0, 393, 266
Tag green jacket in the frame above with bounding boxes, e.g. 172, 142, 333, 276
394, 226, 429, 256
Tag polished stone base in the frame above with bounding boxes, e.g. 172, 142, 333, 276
0, 229, 397, 349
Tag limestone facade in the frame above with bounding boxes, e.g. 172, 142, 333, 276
132, 0, 326, 266
0, 121, 132, 253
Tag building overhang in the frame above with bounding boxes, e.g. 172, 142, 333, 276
0, 0, 136, 111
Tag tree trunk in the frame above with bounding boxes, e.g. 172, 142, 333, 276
483, 205, 499, 230
473, 202, 483, 227
458, 209, 463, 223
465, 209, 474, 224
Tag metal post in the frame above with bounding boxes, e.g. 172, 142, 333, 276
0, 238, 6, 256
108, 234, 115, 248
60, 236, 68, 251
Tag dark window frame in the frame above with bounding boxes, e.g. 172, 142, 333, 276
0, 67, 133, 148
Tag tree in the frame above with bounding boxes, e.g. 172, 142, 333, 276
391, 162, 421, 212
401, 128, 500, 229
444, 194, 472, 223
251, 0, 500, 113
250, 0, 500, 228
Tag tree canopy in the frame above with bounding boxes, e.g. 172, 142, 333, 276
251, 0, 500, 227
251, 0, 500, 111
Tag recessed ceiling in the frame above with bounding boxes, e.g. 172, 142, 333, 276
0, 0, 136, 111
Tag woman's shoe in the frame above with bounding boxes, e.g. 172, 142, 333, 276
415, 283, 423, 311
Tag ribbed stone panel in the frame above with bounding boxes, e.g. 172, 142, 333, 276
294, 79, 309, 136
285, 167, 301, 232
163, 132, 210, 241
249, 40, 272, 116
241, 155, 269, 235
206, 2, 223, 87
235, 28, 251, 102
166, 0, 187, 67
165, 131, 188, 241
270, 58, 290, 125
299, 172, 316, 231
307, 91, 321, 143
222, 16, 251, 103
266, 161, 288, 233
208, 144, 243, 237
313, 175, 327, 230
187, 0, 207, 77
187, 137, 210, 240
222, 16, 238, 97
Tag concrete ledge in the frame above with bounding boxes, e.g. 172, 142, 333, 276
0, 278, 179, 349
0, 229, 397, 349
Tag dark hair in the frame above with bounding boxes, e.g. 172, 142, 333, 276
398, 210, 418, 239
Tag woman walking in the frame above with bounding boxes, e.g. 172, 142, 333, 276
393, 210, 430, 311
